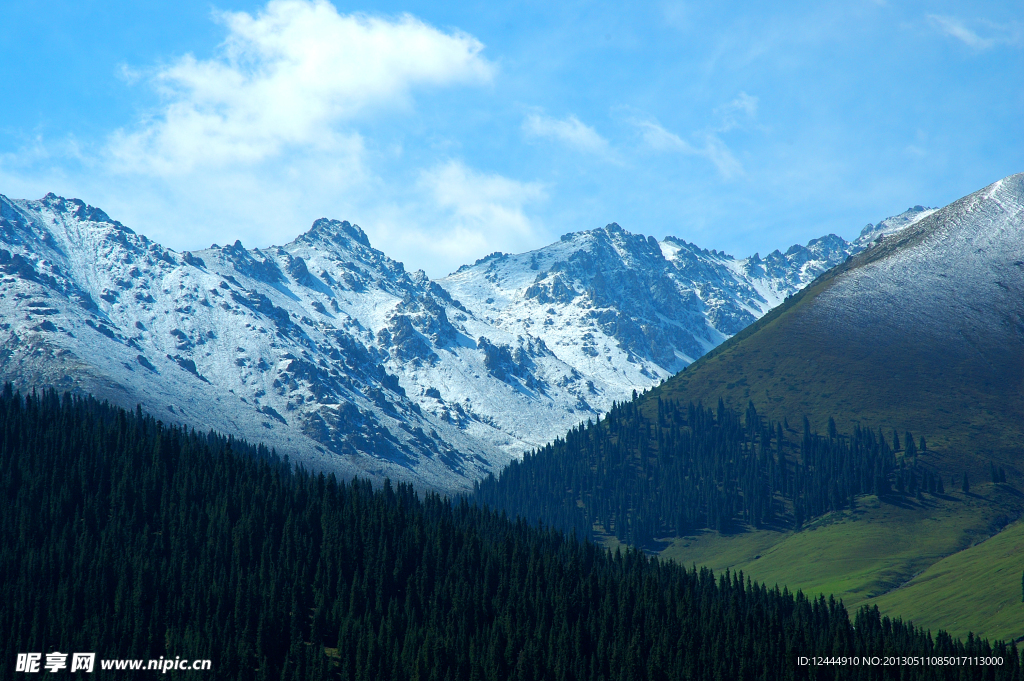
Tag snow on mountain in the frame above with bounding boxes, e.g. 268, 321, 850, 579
0, 195, 498, 491
853, 205, 937, 248
0, 191, 927, 490
436, 216, 921, 390
812, 176, 1023, 354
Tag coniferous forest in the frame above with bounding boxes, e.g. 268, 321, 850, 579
2, 387, 1021, 680
475, 396, 942, 547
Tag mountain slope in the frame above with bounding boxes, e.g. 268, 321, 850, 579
661, 173, 1024, 469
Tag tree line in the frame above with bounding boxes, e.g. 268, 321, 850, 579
475, 396, 946, 547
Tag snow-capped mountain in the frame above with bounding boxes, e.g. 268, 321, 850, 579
0, 192, 929, 490
438, 206, 934, 383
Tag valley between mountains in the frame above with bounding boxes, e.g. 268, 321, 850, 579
2, 173, 1023, 645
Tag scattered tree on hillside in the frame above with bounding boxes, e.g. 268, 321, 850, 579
905, 431, 917, 460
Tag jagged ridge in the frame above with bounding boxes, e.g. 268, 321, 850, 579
0, 190, 931, 489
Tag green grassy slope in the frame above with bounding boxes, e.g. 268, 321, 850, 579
658, 483, 1023, 641
867, 510, 1024, 643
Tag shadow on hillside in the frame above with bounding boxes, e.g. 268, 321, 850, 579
877, 494, 917, 509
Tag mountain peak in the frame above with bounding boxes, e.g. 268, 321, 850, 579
856, 204, 937, 245
37, 193, 130, 232
304, 218, 372, 249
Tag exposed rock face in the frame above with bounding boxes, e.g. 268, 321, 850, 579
0, 191, 930, 490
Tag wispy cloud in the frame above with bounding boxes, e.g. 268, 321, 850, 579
108, 0, 494, 175
420, 159, 545, 236
635, 119, 743, 179
926, 15, 1022, 50
356, 160, 547, 273
522, 112, 610, 155
637, 120, 696, 154
715, 92, 758, 132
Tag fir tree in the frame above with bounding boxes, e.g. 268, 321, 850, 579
1, 386, 1020, 681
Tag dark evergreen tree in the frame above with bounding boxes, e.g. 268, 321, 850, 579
905, 431, 917, 459
3, 386, 1020, 681
478, 398, 926, 546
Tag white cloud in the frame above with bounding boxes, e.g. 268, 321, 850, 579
926, 15, 1022, 50
715, 92, 758, 132
108, 0, 494, 175
523, 113, 610, 155
637, 120, 696, 154
636, 120, 743, 179
927, 15, 993, 49
28, 0, 518, 278
420, 159, 545, 237
387, 159, 547, 272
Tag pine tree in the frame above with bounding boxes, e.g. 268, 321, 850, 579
4, 386, 1022, 681
904, 432, 916, 459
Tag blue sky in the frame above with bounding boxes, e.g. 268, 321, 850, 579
1, 0, 1020, 277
